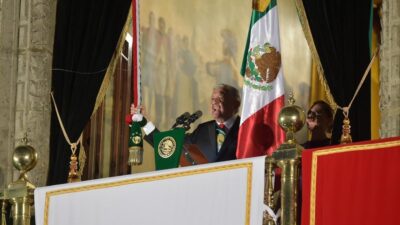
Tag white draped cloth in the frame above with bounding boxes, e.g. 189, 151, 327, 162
35, 157, 265, 225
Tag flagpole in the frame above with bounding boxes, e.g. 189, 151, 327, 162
132, 0, 141, 107
128, 0, 144, 166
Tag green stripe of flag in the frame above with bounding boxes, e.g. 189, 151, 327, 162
240, 0, 277, 76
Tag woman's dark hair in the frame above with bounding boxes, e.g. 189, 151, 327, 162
310, 100, 334, 120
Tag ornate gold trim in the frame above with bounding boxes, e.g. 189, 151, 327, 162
309, 140, 400, 225
293, 0, 337, 112
78, 6, 133, 173
78, 134, 86, 176
92, 5, 133, 116
43, 162, 254, 225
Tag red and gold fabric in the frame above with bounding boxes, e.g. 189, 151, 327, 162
302, 137, 400, 225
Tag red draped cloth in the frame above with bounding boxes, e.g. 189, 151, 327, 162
302, 137, 400, 225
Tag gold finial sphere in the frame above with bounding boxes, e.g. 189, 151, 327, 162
278, 105, 305, 133
278, 93, 306, 141
12, 145, 38, 173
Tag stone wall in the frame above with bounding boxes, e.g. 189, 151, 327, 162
0, 0, 20, 190
380, 0, 400, 138
0, 0, 56, 189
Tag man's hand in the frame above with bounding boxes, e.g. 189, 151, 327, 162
130, 104, 147, 117
126, 104, 148, 125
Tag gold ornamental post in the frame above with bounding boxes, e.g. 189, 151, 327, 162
1, 197, 7, 225
272, 94, 305, 225
263, 157, 279, 225
1, 134, 37, 225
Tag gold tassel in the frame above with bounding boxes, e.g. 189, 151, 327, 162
128, 120, 146, 166
68, 153, 81, 183
78, 134, 86, 179
92, 5, 132, 116
128, 146, 143, 166
293, 0, 338, 112
340, 116, 352, 144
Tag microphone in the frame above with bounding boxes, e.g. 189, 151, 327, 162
187, 110, 203, 124
171, 112, 190, 128
182, 110, 202, 131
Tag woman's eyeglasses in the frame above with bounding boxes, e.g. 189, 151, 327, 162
307, 110, 322, 120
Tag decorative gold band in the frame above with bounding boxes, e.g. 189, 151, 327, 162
92, 5, 133, 116
293, 0, 337, 112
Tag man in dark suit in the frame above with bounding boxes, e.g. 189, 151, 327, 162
127, 84, 241, 163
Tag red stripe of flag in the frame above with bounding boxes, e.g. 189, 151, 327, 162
132, 0, 140, 107
237, 95, 285, 157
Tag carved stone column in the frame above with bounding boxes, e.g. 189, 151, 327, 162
380, 0, 400, 138
0, 0, 56, 188
0, 0, 21, 190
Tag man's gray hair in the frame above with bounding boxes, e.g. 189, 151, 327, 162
213, 84, 241, 105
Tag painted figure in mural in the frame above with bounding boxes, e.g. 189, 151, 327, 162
206, 29, 241, 89
141, 12, 205, 130
179, 36, 197, 82
141, 11, 158, 112
154, 16, 170, 129
141, 14, 171, 129
165, 27, 178, 117
173, 35, 199, 114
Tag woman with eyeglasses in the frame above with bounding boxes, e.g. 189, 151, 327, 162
302, 100, 334, 149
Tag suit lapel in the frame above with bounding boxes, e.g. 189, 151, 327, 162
208, 123, 217, 154
197, 122, 217, 162
217, 117, 240, 160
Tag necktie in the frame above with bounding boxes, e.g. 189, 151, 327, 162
216, 124, 226, 151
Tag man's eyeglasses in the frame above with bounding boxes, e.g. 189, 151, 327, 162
307, 110, 322, 120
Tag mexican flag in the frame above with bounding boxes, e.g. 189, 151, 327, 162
237, 0, 285, 158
